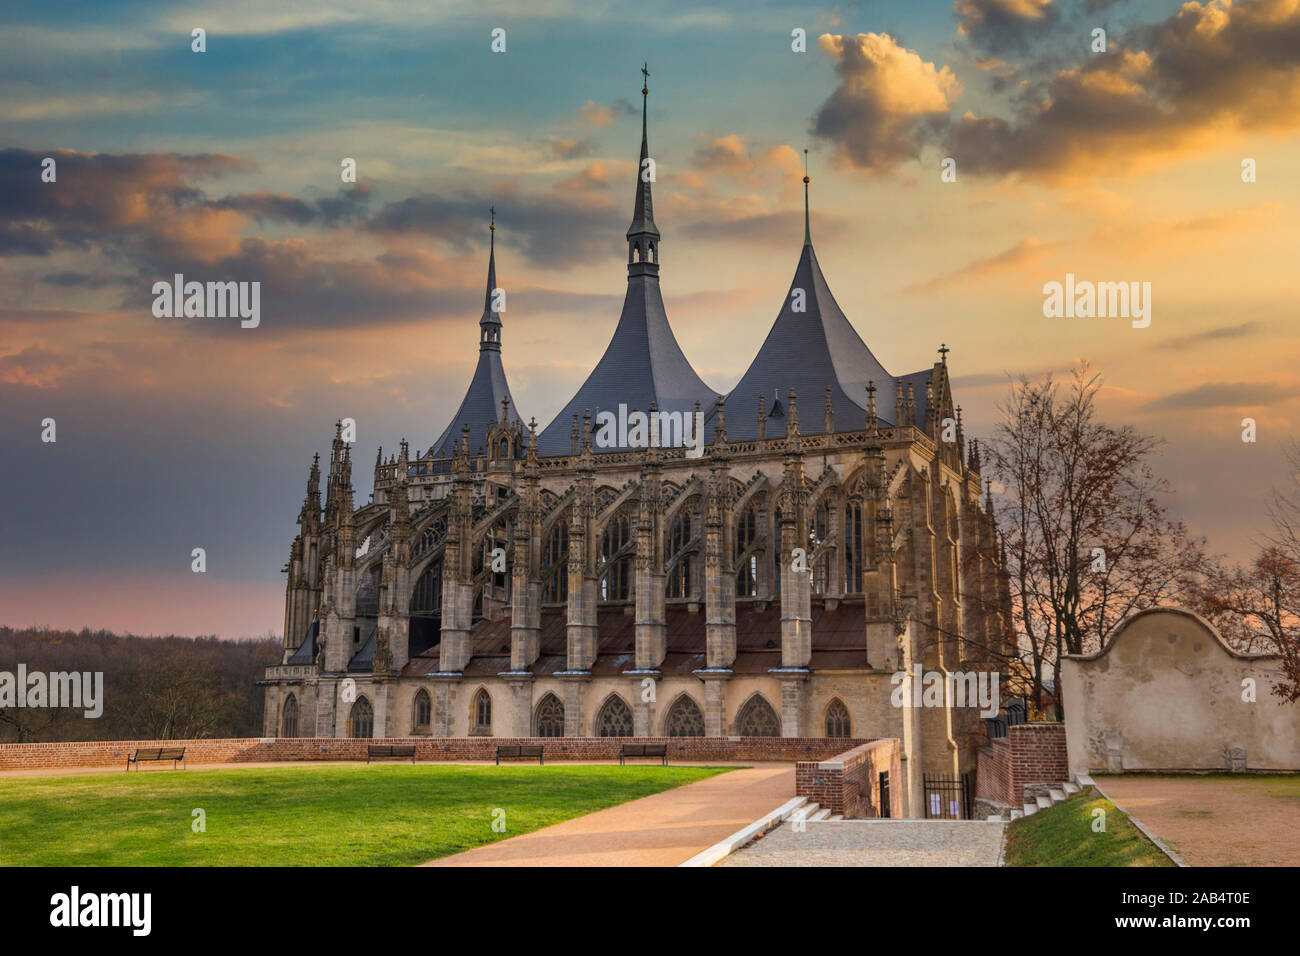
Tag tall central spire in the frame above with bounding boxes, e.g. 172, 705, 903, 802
802, 148, 811, 247
627, 62, 660, 277
479, 206, 501, 352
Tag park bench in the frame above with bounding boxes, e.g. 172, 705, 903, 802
126, 747, 187, 771
619, 743, 668, 766
495, 744, 544, 765
366, 744, 417, 764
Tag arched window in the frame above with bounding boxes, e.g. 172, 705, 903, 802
281, 694, 299, 738
664, 695, 705, 737
534, 693, 565, 737
666, 510, 693, 599
542, 523, 569, 604
348, 697, 374, 739
735, 504, 759, 598
413, 689, 432, 730
471, 688, 492, 735
412, 561, 442, 615
810, 501, 831, 595
736, 695, 780, 737
595, 696, 634, 737
599, 514, 632, 601
843, 500, 864, 594
825, 698, 851, 738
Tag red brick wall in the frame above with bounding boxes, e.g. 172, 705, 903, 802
794, 739, 901, 818
975, 723, 1068, 806
0, 736, 863, 771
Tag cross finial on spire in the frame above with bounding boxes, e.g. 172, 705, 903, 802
938, 342, 950, 363
641, 62, 650, 92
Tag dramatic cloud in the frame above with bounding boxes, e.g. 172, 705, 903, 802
811, 33, 962, 173
955, 0, 1058, 52
1145, 380, 1300, 412
949, 0, 1300, 182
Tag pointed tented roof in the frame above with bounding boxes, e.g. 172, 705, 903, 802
429, 217, 522, 459
723, 240, 902, 441
536, 67, 716, 456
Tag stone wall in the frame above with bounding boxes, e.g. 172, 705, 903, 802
1061, 607, 1300, 774
794, 738, 902, 818
0, 735, 865, 771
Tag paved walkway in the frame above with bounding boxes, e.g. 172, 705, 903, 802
425, 763, 795, 867
1098, 774, 1300, 866
720, 819, 1006, 866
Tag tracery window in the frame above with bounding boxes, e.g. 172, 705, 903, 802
412, 561, 442, 615
595, 696, 634, 737
600, 514, 632, 601
534, 693, 565, 737
413, 689, 432, 729
825, 698, 851, 738
348, 697, 374, 739
735, 505, 759, 598
736, 695, 780, 737
664, 696, 705, 737
843, 500, 864, 594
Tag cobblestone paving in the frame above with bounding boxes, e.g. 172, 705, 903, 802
719, 819, 1006, 866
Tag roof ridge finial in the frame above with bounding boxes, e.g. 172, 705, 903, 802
803, 148, 811, 247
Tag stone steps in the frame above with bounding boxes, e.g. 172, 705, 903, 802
808, 807, 833, 822
1062, 781, 1079, 795
1009, 809, 1024, 820
1035, 794, 1052, 810
1049, 788, 1066, 804
1022, 803, 1038, 817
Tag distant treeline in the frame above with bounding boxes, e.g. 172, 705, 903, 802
0, 627, 280, 742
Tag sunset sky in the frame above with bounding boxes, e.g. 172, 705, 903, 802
2, 0, 1298, 638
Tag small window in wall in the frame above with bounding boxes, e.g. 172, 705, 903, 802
281, 694, 299, 738
413, 689, 432, 730
595, 696, 633, 737
534, 693, 565, 738
736, 695, 780, 737
471, 689, 492, 736
825, 698, 851, 738
348, 697, 374, 739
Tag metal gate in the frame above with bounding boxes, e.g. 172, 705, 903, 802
923, 772, 973, 819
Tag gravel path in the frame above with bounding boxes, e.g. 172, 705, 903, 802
719, 819, 1006, 866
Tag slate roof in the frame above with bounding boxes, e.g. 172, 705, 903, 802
400, 603, 872, 678
429, 230, 522, 460
722, 241, 908, 441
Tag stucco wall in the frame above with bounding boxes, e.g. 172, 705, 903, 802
1061, 607, 1300, 774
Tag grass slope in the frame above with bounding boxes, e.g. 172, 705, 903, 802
0, 763, 727, 866
1003, 786, 1174, 867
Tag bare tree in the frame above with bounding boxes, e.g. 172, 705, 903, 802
982, 364, 1205, 718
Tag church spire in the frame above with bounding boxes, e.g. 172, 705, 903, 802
802, 148, 811, 247
627, 63, 660, 277
480, 207, 501, 352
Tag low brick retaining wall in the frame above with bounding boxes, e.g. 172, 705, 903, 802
976, 722, 1068, 806
794, 738, 901, 818
0, 735, 866, 771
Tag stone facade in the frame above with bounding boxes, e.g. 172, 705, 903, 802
261, 74, 1016, 820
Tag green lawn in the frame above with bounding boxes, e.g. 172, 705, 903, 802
0, 763, 728, 866
1003, 786, 1174, 867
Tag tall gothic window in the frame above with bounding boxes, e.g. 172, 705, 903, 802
281, 694, 299, 738
666, 511, 693, 599
811, 501, 831, 595
348, 697, 374, 739
595, 696, 634, 737
413, 689, 432, 730
843, 500, 864, 594
735, 505, 758, 598
664, 695, 705, 737
825, 698, 851, 738
599, 514, 632, 601
736, 695, 780, 737
471, 688, 492, 735
534, 693, 565, 737
542, 523, 569, 604
412, 561, 442, 615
